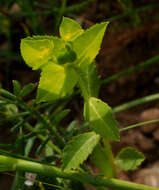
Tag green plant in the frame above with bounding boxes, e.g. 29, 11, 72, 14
0, 17, 159, 190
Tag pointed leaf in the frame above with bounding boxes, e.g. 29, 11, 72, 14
62, 131, 100, 171
60, 17, 84, 41
21, 37, 54, 70
73, 22, 109, 66
20, 83, 35, 97
76, 61, 101, 99
13, 80, 21, 96
91, 143, 116, 177
115, 147, 145, 171
37, 63, 78, 102
84, 97, 120, 141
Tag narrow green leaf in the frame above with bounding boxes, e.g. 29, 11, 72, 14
36, 63, 78, 102
20, 36, 54, 70
62, 131, 100, 171
20, 83, 35, 97
13, 80, 21, 96
25, 137, 36, 156
73, 22, 109, 66
45, 143, 54, 157
36, 135, 51, 155
60, 17, 84, 41
53, 109, 70, 124
84, 97, 120, 141
115, 147, 145, 171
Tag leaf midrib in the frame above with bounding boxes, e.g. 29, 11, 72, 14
64, 133, 99, 171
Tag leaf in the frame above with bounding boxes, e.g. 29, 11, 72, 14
53, 109, 70, 124
62, 131, 100, 171
13, 80, 21, 96
20, 83, 35, 97
25, 137, 36, 156
76, 61, 101, 99
36, 63, 78, 102
91, 143, 116, 177
73, 22, 109, 66
45, 143, 54, 157
60, 17, 84, 41
20, 36, 65, 70
21, 36, 54, 70
115, 147, 145, 171
84, 97, 120, 141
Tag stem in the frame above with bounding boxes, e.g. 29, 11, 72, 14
112, 93, 159, 113
0, 155, 159, 190
105, 3, 159, 22
66, 0, 96, 13
54, 0, 67, 34
102, 55, 159, 85
120, 118, 159, 132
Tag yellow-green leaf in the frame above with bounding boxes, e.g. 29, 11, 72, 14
36, 63, 78, 102
60, 17, 84, 41
21, 37, 54, 70
73, 22, 109, 66
84, 97, 120, 141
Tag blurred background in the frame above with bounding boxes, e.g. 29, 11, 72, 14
1, 0, 159, 188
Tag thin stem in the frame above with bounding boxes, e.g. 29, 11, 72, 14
120, 118, 159, 132
102, 55, 159, 85
0, 155, 159, 190
0, 112, 29, 122
54, 0, 67, 34
112, 93, 159, 113
105, 3, 159, 22
66, 0, 96, 13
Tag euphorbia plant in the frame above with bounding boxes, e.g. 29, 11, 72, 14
0, 17, 158, 190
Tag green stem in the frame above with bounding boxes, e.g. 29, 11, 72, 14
112, 93, 159, 113
1, 112, 29, 122
1, 155, 159, 190
54, 0, 67, 34
120, 118, 159, 132
5, 3, 159, 22
66, 0, 96, 13
106, 3, 159, 22
102, 55, 159, 85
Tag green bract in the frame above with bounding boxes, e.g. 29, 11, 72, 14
21, 37, 54, 70
60, 17, 84, 41
73, 22, 109, 66
37, 63, 78, 102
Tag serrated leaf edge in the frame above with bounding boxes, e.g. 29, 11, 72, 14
62, 131, 100, 171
